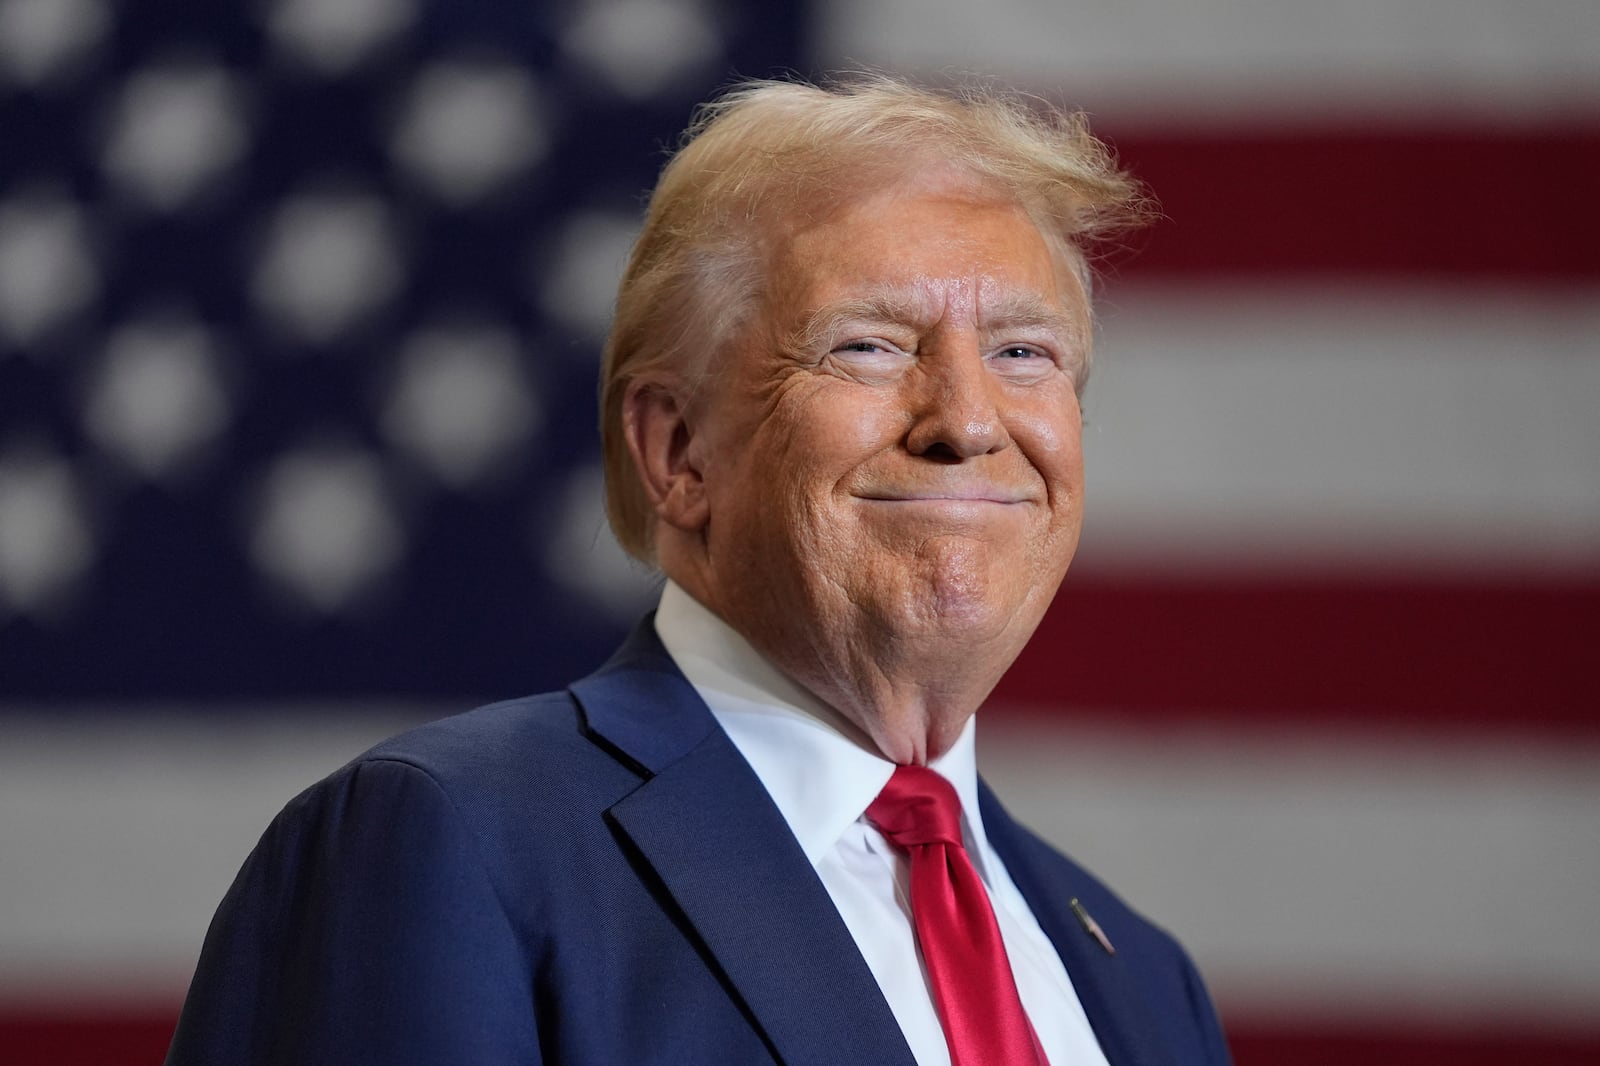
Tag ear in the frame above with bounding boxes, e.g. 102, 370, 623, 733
621, 378, 710, 533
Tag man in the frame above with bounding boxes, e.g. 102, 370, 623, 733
167, 75, 1231, 1065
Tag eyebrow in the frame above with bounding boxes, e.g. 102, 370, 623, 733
784, 284, 1085, 354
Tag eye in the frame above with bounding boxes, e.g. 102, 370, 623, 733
830, 338, 902, 362
823, 336, 912, 383
987, 343, 1059, 382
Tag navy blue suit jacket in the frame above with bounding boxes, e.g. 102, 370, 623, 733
167, 620, 1231, 1065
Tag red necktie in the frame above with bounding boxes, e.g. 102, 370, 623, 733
867, 764, 1048, 1066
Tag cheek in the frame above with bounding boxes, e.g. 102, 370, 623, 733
770, 393, 908, 567
719, 392, 878, 533
779, 384, 905, 478
1013, 394, 1084, 487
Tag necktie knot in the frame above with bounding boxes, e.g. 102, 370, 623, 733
866, 764, 964, 848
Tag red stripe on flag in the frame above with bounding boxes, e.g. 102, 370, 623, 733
1098, 125, 1600, 281
0, 1008, 178, 1066
1230, 1022, 1600, 1066
995, 575, 1600, 732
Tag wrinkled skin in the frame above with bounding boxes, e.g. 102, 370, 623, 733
627, 174, 1090, 765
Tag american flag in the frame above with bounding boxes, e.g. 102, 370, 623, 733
2, 2, 1596, 1063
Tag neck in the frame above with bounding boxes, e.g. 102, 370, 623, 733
778, 629, 1005, 765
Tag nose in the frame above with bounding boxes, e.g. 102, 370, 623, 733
904, 341, 1009, 461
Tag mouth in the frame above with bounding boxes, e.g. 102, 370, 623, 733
857, 487, 1031, 506
855, 492, 1033, 516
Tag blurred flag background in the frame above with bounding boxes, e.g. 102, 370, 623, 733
1, 1, 1596, 1062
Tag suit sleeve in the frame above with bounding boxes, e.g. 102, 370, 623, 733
166, 758, 541, 1066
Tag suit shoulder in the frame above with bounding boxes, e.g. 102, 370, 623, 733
361, 690, 589, 779
275, 688, 637, 837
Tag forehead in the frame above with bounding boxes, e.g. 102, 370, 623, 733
763, 178, 1084, 329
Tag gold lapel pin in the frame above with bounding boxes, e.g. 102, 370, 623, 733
1070, 897, 1116, 956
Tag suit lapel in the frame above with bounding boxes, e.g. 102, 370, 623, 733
981, 783, 1179, 1066
572, 620, 915, 1066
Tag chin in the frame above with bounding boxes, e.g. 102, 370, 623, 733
905, 552, 1032, 647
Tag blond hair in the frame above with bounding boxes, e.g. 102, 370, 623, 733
600, 74, 1149, 562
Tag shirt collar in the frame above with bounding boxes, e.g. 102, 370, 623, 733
652, 580, 990, 869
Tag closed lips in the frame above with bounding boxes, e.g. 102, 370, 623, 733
857, 488, 1030, 504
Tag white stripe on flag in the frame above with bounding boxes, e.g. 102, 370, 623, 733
818, 0, 1600, 123
0, 710, 431, 1003
1077, 283, 1600, 573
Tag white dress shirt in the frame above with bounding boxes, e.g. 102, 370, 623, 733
654, 581, 1109, 1066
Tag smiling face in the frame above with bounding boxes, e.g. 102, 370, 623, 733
649, 175, 1091, 760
